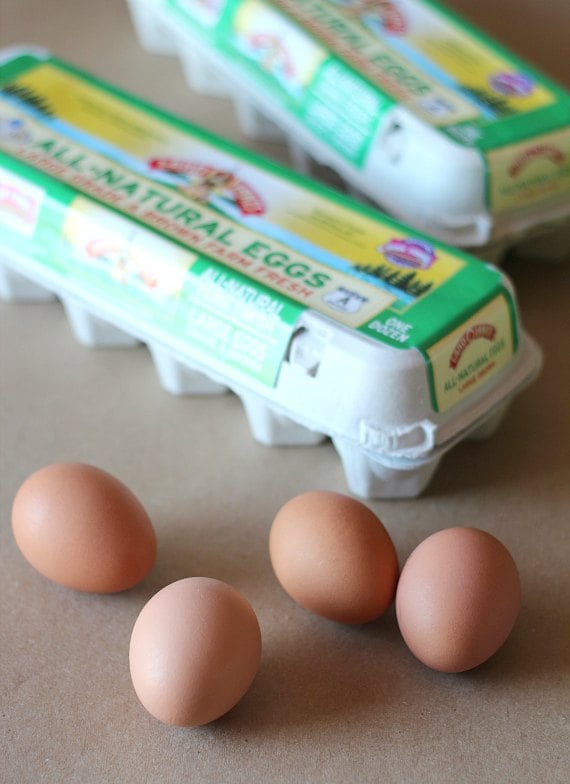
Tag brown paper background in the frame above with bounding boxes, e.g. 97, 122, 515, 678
1, 1, 569, 782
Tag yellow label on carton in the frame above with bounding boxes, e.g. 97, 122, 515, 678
427, 295, 514, 413
487, 127, 570, 214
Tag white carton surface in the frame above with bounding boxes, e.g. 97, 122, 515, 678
126, 0, 570, 261
0, 47, 542, 498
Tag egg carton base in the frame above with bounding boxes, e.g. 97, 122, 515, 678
61, 296, 142, 348
0, 254, 517, 499
333, 436, 442, 499
0, 260, 57, 302
240, 391, 327, 447
147, 342, 229, 396
462, 401, 511, 441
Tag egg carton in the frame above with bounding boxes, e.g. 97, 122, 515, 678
0, 47, 542, 498
126, 0, 570, 265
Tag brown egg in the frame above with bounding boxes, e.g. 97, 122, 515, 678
11, 462, 156, 593
129, 577, 262, 726
269, 491, 399, 624
395, 527, 521, 672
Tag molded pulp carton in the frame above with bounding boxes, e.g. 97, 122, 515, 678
0, 49, 542, 497
127, 0, 570, 263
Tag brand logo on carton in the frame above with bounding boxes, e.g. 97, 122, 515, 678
449, 324, 496, 369
0, 183, 36, 223
0, 115, 31, 145
81, 234, 186, 298
489, 72, 534, 98
148, 158, 265, 216
381, 238, 436, 270
340, 0, 407, 35
378, 1, 407, 35
508, 144, 566, 177
249, 33, 294, 78
0, 169, 43, 238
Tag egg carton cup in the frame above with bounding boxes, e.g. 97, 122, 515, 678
126, 0, 570, 265
0, 47, 542, 498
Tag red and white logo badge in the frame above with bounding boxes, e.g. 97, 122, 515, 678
148, 158, 265, 216
378, 1, 407, 35
449, 324, 496, 369
508, 144, 565, 178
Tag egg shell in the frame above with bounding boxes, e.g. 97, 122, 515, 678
11, 462, 156, 593
129, 577, 262, 727
395, 527, 521, 673
269, 491, 399, 624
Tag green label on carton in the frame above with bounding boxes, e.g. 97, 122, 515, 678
0, 52, 518, 409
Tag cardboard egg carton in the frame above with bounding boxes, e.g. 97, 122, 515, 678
126, 0, 570, 265
0, 47, 542, 498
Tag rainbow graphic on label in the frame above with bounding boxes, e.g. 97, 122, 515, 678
380, 237, 436, 270
148, 158, 266, 215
